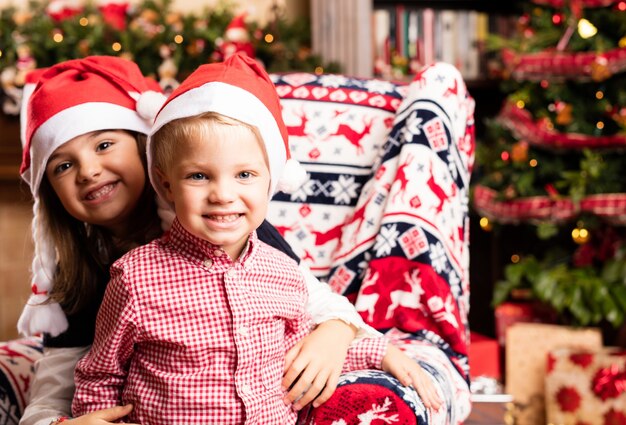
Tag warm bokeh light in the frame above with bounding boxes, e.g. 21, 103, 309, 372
578, 19, 598, 39
479, 217, 493, 231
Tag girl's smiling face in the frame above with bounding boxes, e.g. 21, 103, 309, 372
45, 130, 146, 237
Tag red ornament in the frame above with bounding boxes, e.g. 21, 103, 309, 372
216, 13, 256, 60
592, 364, 626, 401
99, 2, 129, 31
46, 1, 83, 22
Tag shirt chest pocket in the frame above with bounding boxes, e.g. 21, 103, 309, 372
257, 320, 286, 390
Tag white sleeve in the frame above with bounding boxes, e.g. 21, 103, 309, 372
19, 346, 90, 425
301, 263, 381, 342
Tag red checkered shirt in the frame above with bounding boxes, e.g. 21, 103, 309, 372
73, 219, 387, 425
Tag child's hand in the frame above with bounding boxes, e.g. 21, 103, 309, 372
282, 319, 356, 410
58, 405, 140, 425
381, 344, 443, 411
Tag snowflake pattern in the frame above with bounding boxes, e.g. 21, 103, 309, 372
330, 175, 361, 205
374, 224, 400, 257
428, 241, 448, 274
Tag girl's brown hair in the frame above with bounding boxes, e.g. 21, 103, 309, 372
38, 132, 162, 314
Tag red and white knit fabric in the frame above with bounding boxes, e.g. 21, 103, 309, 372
73, 219, 387, 425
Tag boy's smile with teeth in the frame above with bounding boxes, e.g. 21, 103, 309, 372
158, 123, 271, 260
204, 213, 241, 222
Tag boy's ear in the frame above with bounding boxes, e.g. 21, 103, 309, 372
154, 167, 174, 202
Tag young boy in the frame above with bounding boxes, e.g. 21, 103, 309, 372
72, 54, 420, 425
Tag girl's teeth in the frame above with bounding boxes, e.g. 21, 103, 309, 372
86, 184, 114, 200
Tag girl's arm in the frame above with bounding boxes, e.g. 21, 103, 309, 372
72, 267, 137, 417
283, 265, 382, 409
19, 346, 88, 425
301, 265, 381, 340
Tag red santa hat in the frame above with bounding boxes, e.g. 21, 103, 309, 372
18, 55, 166, 337
225, 13, 249, 42
148, 53, 307, 203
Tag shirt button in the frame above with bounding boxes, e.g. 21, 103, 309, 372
236, 326, 249, 336
226, 268, 235, 277
213, 248, 224, 256
203, 259, 213, 268
240, 383, 251, 394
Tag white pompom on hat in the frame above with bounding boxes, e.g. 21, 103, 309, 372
148, 53, 308, 204
18, 55, 167, 337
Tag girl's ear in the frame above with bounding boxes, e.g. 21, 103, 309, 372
154, 167, 175, 202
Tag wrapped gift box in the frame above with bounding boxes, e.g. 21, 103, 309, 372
495, 301, 558, 347
505, 323, 603, 425
468, 331, 501, 381
546, 347, 626, 425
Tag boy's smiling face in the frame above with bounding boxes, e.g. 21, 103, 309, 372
157, 122, 271, 260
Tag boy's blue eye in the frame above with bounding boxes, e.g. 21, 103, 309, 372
190, 173, 207, 180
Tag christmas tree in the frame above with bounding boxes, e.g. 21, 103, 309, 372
472, 0, 626, 338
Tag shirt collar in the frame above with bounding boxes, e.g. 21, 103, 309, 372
167, 218, 258, 265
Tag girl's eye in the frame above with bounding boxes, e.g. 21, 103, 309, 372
53, 162, 72, 175
96, 141, 113, 151
238, 171, 252, 179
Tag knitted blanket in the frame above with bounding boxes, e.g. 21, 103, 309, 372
270, 63, 475, 424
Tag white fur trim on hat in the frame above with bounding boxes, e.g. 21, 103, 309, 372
23, 102, 152, 196
276, 158, 308, 194
150, 81, 286, 199
17, 294, 68, 337
133, 90, 168, 121
17, 198, 68, 337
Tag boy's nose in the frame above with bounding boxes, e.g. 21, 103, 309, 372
208, 180, 236, 203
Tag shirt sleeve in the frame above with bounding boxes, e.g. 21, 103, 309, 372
19, 346, 90, 425
72, 265, 138, 416
342, 336, 388, 372
301, 264, 381, 340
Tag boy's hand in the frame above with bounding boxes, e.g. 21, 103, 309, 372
282, 319, 356, 410
381, 344, 443, 411
58, 405, 140, 425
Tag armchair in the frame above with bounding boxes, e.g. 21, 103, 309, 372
0, 62, 475, 425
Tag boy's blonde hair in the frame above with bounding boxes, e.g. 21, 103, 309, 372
151, 111, 268, 174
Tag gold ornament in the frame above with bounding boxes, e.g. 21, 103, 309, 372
479, 217, 493, 232
572, 226, 590, 244
591, 56, 612, 82
555, 103, 573, 126
511, 140, 529, 163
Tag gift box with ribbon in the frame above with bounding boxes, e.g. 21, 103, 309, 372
546, 347, 626, 425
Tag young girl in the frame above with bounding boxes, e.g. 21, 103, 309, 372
18, 56, 439, 425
